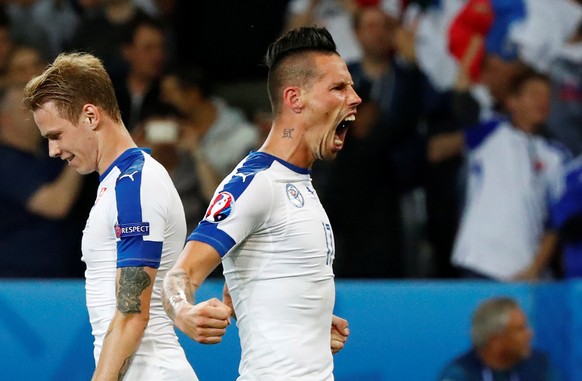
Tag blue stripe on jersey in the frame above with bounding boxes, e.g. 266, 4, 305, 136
464, 119, 502, 150
188, 151, 307, 257
117, 239, 163, 268
114, 149, 162, 268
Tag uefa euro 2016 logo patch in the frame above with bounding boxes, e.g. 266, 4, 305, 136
205, 192, 234, 222
286, 184, 304, 208
115, 222, 150, 238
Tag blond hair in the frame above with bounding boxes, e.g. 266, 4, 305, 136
23, 52, 122, 124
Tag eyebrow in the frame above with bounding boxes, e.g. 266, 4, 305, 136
43, 131, 60, 140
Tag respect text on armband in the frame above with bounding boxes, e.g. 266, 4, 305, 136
115, 222, 150, 238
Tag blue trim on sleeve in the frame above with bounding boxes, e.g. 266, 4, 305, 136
188, 222, 236, 257
117, 239, 162, 268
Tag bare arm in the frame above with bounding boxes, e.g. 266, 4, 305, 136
162, 241, 232, 344
27, 165, 83, 219
427, 131, 465, 163
92, 266, 155, 381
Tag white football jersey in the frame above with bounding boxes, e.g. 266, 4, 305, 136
189, 151, 336, 381
82, 148, 196, 380
452, 120, 570, 279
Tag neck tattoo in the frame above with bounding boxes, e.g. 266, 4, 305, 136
282, 128, 294, 139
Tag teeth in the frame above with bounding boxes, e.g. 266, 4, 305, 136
344, 115, 355, 122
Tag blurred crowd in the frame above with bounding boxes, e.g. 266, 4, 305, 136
1, 0, 582, 281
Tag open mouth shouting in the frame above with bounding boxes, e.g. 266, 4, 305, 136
333, 114, 355, 150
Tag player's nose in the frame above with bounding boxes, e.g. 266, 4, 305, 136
48, 140, 61, 158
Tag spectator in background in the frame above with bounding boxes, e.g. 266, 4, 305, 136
68, 0, 147, 78
0, 84, 83, 277
112, 12, 174, 131
404, 0, 535, 278
423, 52, 529, 279
438, 296, 563, 381
160, 65, 260, 182
314, 5, 424, 278
7, 0, 80, 61
5, 44, 46, 86
284, 0, 363, 64
172, 1, 288, 120
4, 0, 52, 61
284, 0, 404, 64
131, 0, 177, 63
132, 115, 208, 233
429, 69, 571, 281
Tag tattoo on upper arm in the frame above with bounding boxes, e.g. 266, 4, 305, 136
117, 267, 151, 315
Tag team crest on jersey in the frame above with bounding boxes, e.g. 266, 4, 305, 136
286, 184, 304, 208
115, 222, 150, 238
205, 192, 235, 222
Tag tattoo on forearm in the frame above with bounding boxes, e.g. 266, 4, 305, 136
162, 271, 194, 320
168, 272, 194, 302
117, 267, 151, 315
117, 356, 133, 380
282, 128, 294, 139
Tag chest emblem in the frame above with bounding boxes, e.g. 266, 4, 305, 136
286, 184, 304, 208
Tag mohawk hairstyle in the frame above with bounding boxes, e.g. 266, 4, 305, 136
264, 26, 337, 70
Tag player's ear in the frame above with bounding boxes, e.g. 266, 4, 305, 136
283, 86, 303, 114
81, 104, 99, 130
